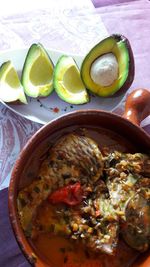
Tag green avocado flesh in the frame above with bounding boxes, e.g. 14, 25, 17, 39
0, 61, 27, 104
81, 36, 130, 97
54, 55, 89, 104
21, 43, 54, 98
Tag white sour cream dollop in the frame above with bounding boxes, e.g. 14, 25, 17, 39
90, 53, 118, 87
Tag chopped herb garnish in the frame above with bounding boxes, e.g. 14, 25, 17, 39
62, 173, 71, 179
44, 184, 49, 191
19, 198, 27, 207
34, 186, 40, 193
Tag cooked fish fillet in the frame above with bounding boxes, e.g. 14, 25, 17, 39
17, 133, 103, 234
122, 188, 150, 252
105, 151, 150, 218
49, 133, 104, 183
105, 151, 150, 251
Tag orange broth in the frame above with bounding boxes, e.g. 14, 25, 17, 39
30, 233, 139, 267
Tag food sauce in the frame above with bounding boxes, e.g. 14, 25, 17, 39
31, 233, 138, 267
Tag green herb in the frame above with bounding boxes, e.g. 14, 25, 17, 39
19, 198, 27, 207
25, 227, 32, 238
34, 186, 40, 193
44, 184, 49, 191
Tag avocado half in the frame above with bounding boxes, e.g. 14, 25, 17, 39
0, 61, 27, 104
21, 43, 54, 98
81, 34, 135, 97
53, 55, 89, 104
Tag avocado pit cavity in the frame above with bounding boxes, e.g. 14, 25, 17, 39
90, 53, 118, 87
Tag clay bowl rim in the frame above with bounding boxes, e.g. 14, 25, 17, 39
8, 109, 150, 267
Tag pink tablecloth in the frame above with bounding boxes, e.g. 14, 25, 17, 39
0, 0, 150, 266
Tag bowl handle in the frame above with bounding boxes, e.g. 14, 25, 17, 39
123, 88, 150, 126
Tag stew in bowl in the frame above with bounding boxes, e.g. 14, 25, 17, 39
9, 89, 150, 267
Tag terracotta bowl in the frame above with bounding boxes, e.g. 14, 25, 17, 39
9, 89, 150, 267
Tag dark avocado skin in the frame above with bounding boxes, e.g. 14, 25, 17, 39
81, 34, 135, 97
113, 34, 135, 97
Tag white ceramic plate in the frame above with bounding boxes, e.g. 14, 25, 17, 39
0, 48, 125, 124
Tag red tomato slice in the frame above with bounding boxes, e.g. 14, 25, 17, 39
48, 182, 83, 206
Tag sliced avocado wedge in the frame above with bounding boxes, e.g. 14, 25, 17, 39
53, 55, 89, 104
21, 43, 54, 98
81, 34, 134, 97
0, 61, 27, 104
